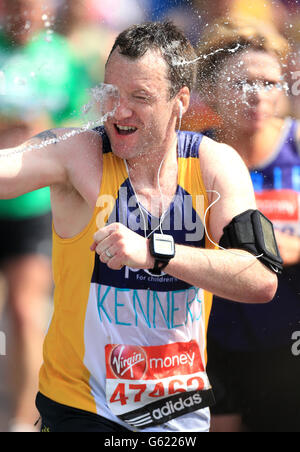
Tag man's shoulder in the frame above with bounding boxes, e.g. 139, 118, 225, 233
199, 134, 242, 168
49, 127, 104, 208
45, 127, 104, 155
25, 127, 104, 184
179, 129, 243, 169
198, 134, 248, 191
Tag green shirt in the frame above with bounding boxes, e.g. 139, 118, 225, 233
0, 31, 92, 219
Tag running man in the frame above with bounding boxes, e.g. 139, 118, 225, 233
0, 22, 278, 432
197, 18, 300, 432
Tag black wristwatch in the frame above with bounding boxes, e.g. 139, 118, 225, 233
149, 233, 175, 275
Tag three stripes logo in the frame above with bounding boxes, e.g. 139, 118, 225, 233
120, 391, 209, 429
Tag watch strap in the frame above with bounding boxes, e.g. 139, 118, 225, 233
151, 259, 169, 276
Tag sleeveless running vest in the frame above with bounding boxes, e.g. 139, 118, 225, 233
208, 118, 300, 351
39, 128, 215, 432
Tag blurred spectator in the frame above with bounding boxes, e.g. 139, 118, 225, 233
196, 19, 300, 432
230, 0, 289, 33
193, 0, 289, 32
181, 0, 292, 133
0, 120, 52, 433
280, 0, 300, 12
147, 0, 200, 43
88, 0, 148, 31
0, 0, 93, 432
148, 0, 184, 20
283, 3, 300, 119
0, 0, 92, 127
54, 0, 117, 86
54, 0, 151, 87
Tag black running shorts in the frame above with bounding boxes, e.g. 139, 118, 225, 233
0, 212, 52, 263
36, 392, 130, 433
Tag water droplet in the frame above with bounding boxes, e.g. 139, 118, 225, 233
14, 76, 27, 86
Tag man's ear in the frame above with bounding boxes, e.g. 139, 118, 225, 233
176, 86, 190, 117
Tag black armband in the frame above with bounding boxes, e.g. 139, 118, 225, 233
219, 209, 283, 274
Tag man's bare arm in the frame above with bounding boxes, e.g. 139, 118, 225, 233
0, 128, 73, 198
166, 246, 277, 303
92, 139, 277, 303
166, 140, 277, 303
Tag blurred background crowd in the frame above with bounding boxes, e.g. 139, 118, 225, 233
0, 0, 299, 433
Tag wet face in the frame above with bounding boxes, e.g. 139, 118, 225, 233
215, 50, 284, 133
104, 49, 179, 161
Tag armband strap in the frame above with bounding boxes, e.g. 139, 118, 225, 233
219, 209, 283, 274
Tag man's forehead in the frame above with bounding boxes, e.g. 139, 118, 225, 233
105, 48, 169, 84
229, 51, 282, 79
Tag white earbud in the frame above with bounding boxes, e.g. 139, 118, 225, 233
179, 100, 183, 121
177, 100, 183, 132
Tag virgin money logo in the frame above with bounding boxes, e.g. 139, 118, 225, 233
110, 345, 147, 380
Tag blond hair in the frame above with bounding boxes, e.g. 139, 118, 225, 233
197, 18, 289, 93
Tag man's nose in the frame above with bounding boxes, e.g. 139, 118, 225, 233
248, 84, 268, 104
113, 98, 133, 121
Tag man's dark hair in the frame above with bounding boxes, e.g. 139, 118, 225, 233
106, 21, 197, 99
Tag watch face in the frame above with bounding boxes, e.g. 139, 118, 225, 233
153, 234, 175, 257
260, 215, 278, 257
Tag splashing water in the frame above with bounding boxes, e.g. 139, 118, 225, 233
42, 11, 55, 43
81, 83, 120, 125
161, 39, 291, 115
0, 0, 297, 159
0, 83, 120, 158
162, 41, 243, 67
240, 79, 290, 107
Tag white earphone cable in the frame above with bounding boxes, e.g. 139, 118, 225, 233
124, 159, 168, 239
124, 108, 262, 262
177, 101, 183, 134
204, 190, 263, 260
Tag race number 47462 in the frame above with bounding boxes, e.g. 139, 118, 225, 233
110, 377, 205, 406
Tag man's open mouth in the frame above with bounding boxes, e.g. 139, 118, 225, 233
114, 125, 138, 136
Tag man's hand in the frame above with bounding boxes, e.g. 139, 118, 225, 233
90, 223, 155, 271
